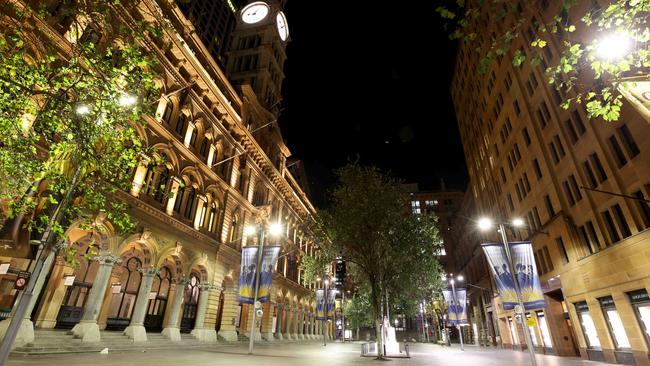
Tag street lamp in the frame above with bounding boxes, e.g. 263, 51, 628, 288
323, 278, 330, 346
478, 217, 537, 366
118, 93, 137, 107
244, 221, 283, 355
597, 33, 633, 60
443, 273, 465, 351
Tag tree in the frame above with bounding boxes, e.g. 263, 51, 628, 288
437, 0, 650, 121
302, 164, 444, 359
344, 289, 373, 341
0, 0, 160, 358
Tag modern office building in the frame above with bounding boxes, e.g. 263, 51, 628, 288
451, 1, 650, 365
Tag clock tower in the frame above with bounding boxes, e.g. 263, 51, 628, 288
226, 1, 289, 117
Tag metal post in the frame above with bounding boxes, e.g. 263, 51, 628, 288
420, 301, 426, 342
248, 229, 265, 354
451, 280, 464, 351
341, 291, 345, 342
499, 223, 537, 366
323, 280, 328, 346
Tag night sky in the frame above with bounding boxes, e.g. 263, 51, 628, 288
279, 1, 467, 206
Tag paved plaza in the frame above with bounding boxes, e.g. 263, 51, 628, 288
7, 342, 612, 366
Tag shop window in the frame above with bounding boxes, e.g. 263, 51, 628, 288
526, 313, 539, 346
508, 316, 519, 345
628, 289, 650, 347
575, 301, 601, 348
599, 296, 631, 349
537, 311, 553, 347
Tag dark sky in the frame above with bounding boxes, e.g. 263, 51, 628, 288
279, 1, 467, 206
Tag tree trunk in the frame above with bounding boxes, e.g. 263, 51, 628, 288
370, 281, 384, 360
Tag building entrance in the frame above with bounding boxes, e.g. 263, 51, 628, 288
180, 274, 200, 333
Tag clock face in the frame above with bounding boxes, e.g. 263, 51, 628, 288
241, 2, 270, 24
276, 11, 289, 41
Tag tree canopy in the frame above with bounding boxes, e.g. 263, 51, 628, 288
437, 0, 650, 121
0, 0, 160, 261
301, 164, 444, 356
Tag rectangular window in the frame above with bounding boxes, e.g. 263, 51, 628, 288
549, 142, 560, 164
612, 203, 632, 238
633, 190, 650, 229
578, 225, 595, 255
599, 296, 631, 349
544, 195, 555, 217
564, 119, 579, 144
556, 237, 569, 264
514, 100, 521, 116
522, 127, 531, 146
537, 249, 547, 274
575, 302, 601, 348
553, 135, 566, 158
617, 124, 640, 159
609, 135, 628, 168
602, 210, 621, 244
507, 194, 514, 211
569, 175, 583, 202
523, 173, 531, 193
537, 312, 553, 347
533, 206, 542, 227
571, 110, 587, 136
500, 167, 507, 183
543, 246, 553, 271
564, 181, 576, 206
586, 221, 601, 251
583, 160, 598, 188
627, 289, 650, 347
590, 153, 608, 182
533, 159, 542, 179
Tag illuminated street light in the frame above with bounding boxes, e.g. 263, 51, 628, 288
269, 222, 283, 237
512, 218, 525, 227
597, 33, 633, 60
478, 217, 493, 231
457, 275, 464, 282
243, 225, 257, 237
75, 105, 90, 115
118, 93, 137, 107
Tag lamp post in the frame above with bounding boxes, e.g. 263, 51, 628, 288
479, 217, 537, 366
323, 278, 329, 346
245, 221, 283, 355
445, 274, 465, 351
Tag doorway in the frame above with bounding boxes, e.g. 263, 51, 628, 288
180, 274, 200, 333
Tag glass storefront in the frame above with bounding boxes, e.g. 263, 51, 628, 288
536, 311, 553, 347
575, 301, 601, 348
526, 313, 538, 347
508, 316, 519, 345
599, 296, 631, 349
628, 289, 650, 347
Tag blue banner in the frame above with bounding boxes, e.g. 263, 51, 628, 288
257, 246, 281, 303
327, 289, 336, 320
442, 289, 468, 325
482, 241, 546, 310
315, 289, 326, 320
238, 246, 258, 304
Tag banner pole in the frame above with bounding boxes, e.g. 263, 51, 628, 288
451, 281, 464, 351
499, 223, 537, 366
323, 281, 328, 346
248, 229, 265, 355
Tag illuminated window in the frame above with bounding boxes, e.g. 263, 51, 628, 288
411, 201, 421, 214
575, 301, 601, 348
599, 296, 631, 349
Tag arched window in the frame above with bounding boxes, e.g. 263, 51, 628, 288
205, 201, 220, 233
173, 185, 185, 213
175, 113, 188, 136
228, 214, 240, 244
154, 167, 170, 203
162, 101, 173, 124
189, 127, 198, 148
142, 164, 156, 196
199, 138, 209, 157
183, 186, 197, 220
79, 23, 101, 44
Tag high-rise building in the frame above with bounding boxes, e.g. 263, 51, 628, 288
452, 1, 650, 364
226, 0, 289, 116
177, 0, 244, 68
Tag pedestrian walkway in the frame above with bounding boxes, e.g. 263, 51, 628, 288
7, 341, 615, 366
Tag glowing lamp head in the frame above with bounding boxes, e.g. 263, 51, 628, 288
269, 222, 283, 237
243, 225, 257, 237
457, 275, 464, 282
597, 33, 633, 60
76, 105, 90, 115
324, 279, 329, 286
118, 94, 137, 107
478, 217, 493, 231
512, 218, 525, 227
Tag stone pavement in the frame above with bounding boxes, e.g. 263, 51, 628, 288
7, 341, 613, 366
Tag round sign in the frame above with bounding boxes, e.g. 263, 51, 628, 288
514, 305, 524, 314
15, 278, 25, 288
255, 300, 262, 309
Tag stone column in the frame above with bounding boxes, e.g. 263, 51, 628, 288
286, 306, 294, 340
308, 313, 314, 340
34, 257, 74, 329
161, 277, 186, 341
260, 302, 275, 341
217, 287, 239, 341
124, 267, 158, 342
275, 304, 284, 340
0, 248, 57, 348
71, 254, 121, 342
192, 284, 218, 342
297, 310, 304, 340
